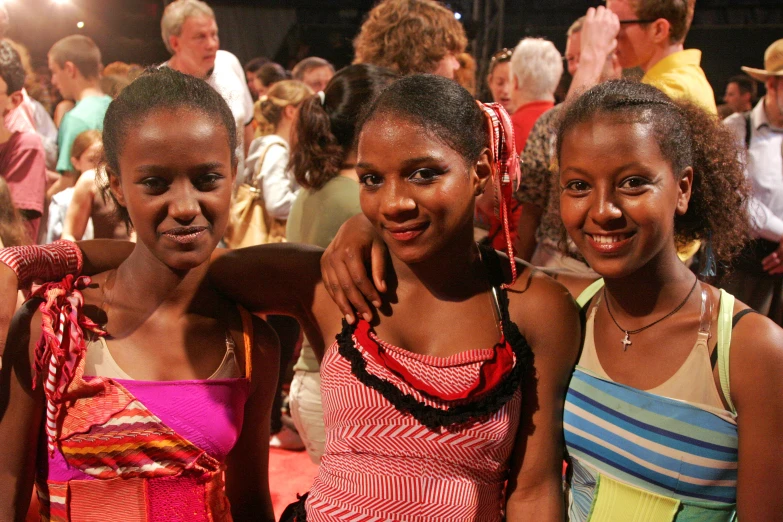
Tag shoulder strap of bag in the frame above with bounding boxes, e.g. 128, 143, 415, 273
251, 140, 287, 189
716, 289, 737, 415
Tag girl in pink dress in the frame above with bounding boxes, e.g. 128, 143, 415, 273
0, 68, 279, 521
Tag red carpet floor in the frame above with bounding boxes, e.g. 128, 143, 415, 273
269, 447, 320, 518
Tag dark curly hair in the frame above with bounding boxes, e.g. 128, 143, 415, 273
0, 40, 26, 94
100, 67, 236, 228
353, 0, 467, 75
555, 79, 751, 264
359, 74, 487, 167
290, 64, 397, 190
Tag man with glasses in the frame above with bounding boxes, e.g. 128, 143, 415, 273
607, 0, 716, 114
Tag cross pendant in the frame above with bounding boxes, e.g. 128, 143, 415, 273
621, 331, 632, 351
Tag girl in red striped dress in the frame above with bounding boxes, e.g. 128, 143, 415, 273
0, 74, 580, 521
210, 74, 580, 521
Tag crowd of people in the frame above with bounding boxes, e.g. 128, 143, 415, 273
0, 0, 781, 520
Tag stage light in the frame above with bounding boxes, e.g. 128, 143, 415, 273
454, 12, 462, 20
76, 21, 84, 29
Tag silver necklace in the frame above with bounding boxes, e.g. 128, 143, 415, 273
603, 277, 699, 351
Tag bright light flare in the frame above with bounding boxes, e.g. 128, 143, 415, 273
76, 21, 84, 29
454, 12, 462, 20
52, 0, 70, 5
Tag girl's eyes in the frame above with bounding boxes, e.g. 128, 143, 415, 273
408, 168, 442, 183
619, 176, 650, 190
138, 173, 224, 193
359, 173, 382, 187
562, 176, 651, 193
139, 177, 167, 193
359, 168, 445, 187
195, 173, 223, 189
563, 179, 590, 192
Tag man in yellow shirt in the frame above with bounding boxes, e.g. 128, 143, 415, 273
606, 0, 717, 115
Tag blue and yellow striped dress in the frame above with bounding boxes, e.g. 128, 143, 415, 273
564, 280, 738, 522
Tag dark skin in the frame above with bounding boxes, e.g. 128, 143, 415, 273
232, 113, 579, 521
556, 116, 783, 520
321, 113, 783, 520
0, 111, 580, 520
0, 108, 278, 521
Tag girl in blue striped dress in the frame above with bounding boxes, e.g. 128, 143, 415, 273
319, 79, 783, 521
554, 80, 783, 521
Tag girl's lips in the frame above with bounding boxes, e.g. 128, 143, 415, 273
161, 227, 208, 245
585, 232, 635, 254
385, 223, 429, 242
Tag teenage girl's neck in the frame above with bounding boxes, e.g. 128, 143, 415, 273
114, 243, 214, 314
602, 246, 696, 317
389, 226, 484, 300
275, 119, 293, 144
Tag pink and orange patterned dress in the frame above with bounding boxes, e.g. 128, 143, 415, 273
31, 275, 253, 522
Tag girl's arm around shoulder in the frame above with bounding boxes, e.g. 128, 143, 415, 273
209, 243, 324, 322
505, 262, 581, 521
728, 309, 783, 521
225, 314, 279, 522
0, 300, 45, 521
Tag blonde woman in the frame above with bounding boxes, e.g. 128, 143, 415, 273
244, 80, 313, 227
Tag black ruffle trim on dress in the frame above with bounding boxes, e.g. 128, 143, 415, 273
336, 287, 534, 431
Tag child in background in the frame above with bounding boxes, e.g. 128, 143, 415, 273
62, 139, 134, 242
46, 129, 101, 243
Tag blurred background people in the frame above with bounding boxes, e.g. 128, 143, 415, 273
486, 48, 514, 113
353, 0, 465, 78
46, 128, 101, 243
292, 56, 334, 93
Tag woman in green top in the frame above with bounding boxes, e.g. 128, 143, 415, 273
286, 64, 397, 463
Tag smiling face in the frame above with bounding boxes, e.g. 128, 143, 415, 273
356, 113, 488, 265
169, 15, 219, 79
109, 107, 234, 271
487, 61, 513, 112
559, 115, 691, 278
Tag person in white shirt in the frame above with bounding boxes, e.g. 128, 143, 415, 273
160, 0, 254, 173
722, 39, 783, 324
244, 80, 312, 227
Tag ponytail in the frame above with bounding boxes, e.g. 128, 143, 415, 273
255, 80, 313, 137
290, 94, 344, 190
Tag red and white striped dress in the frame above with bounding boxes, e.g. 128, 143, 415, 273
305, 321, 522, 522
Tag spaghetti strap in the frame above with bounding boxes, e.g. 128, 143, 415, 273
238, 306, 254, 380
716, 290, 736, 415
576, 278, 605, 309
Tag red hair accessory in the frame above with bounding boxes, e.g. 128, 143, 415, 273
477, 102, 521, 288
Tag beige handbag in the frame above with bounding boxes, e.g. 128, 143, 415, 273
224, 142, 288, 248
